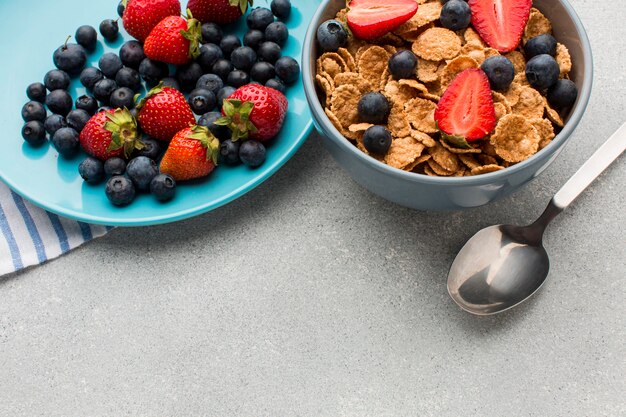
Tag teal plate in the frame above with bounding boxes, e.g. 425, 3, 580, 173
0, 0, 315, 226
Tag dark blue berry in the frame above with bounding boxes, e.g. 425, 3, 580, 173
135, 138, 161, 160
100, 19, 119, 42
79, 157, 105, 184
197, 44, 223, 72
440, 0, 471, 31
99, 52, 123, 79
239, 140, 266, 167
198, 112, 230, 141
358, 93, 390, 124
104, 157, 126, 176
525, 54, 560, 91
150, 174, 176, 202
220, 35, 242, 59
257, 41, 282, 64
220, 139, 241, 164
212, 59, 234, 81
524, 34, 557, 60
44, 69, 71, 91
547, 79, 578, 110
126, 156, 158, 191
217, 86, 236, 108
106, 176, 136, 206
22, 101, 47, 122
117, 1, 125, 17
265, 78, 285, 93
119, 41, 146, 69
247, 8, 275, 31
265, 21, 288, 46
53, 41, 87, 74
362, 126, 392, 155
80, 67, 104, 90
201, 22, 223, 44
161, 77, 181, 90
138, 58, 169, 86
481, 56, 515, 91
188, 88, 217, 115
44, 115, 68, 136
231, 46, 257, 72
243, 30, 265, 49
93, 79, 118, 104
110, 87, 135, 109
227, 70, 250, 88
316, 20, 348, 53
22, 121, 46, 146
75, 95, 99, 115
271, 0, 291, 20
75, 25, 98, 51
388, 50, 417, 79
27, 83, 47, 103
66, 109, 91, 132
250, 62, 276, 84
52, 127, 80, 157
274, 56, 299, 84
115, 67, 142, 91
175, 62, 203, 92
45, 90, 73, 115
196, 73, 224, 96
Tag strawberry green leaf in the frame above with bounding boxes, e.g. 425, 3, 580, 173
104, 108, 142, 159
186, 125, 220, 165
135, 82, 164, 111
229, 0, 253, 15
181, 11, 202, 60
219, 99, 259, 141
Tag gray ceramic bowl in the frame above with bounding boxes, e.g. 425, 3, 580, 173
303, 0, 593, 211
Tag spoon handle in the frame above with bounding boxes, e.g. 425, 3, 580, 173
553, 122, 626, 210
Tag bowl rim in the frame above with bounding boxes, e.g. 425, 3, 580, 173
302, 0, 593, 186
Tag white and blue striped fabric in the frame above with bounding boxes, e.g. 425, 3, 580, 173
0, 181, 112, 276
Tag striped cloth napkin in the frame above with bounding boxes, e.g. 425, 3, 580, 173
0, 181, 112, 276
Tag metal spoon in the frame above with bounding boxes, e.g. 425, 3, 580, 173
448, 122, 626, 316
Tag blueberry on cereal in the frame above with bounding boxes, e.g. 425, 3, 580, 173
525, 54, 560, 91
440, 0, 471, 31
388, 50, 418, 80
481, 56, 515, 92
524, 34, 557, 59
547, 79, 578, 110
363, 126, 392, 155
358, 93, 391, 125
317, 20, 348, 52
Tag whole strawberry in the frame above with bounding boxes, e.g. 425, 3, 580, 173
122, 0, 182, 42
144, 13, 202, 65
160, 125, 220, 181
80, 109, 144, 161
187, 0, 252, 25
136, 83, 196, 141
217, 85, 288, 142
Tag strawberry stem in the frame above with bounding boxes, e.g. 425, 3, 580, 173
216, 99, 258, 142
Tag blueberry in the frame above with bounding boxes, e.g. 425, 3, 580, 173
231, 46, 257, 72
117, 1, 125, 17
52, 127, 80, 157
547, 79, 578, 110
257, 41, 282, 64
525, 54, 560, 91
115, 67, 142, 91
196, 74, 224, 96
197, 43, 223, 72
44, 69, 71, 91
274, 56, 299, 84
53, 41, 87, 74
27, 82, 47, 103
98, 106, 113, 113
250, 62, 276, 84
99, 52, 123, 79
135, 138, 161, 160
212, 59, 235, 81
150, 174, 177, 202
100, 19, 119, 42
239, 140, 266, 167
265, 78, 285, 93
22, 121, 46, 146
76, 95, 99, 115
66, 109, 91, 132
198, 111, 230, 141
80, 67, 104, 90
481, 56, 515, 91
75, 25, 98, 51
93, 79, 118, 104
357, 93, 390, 124
161, 77, 180, 90
220, 35, 242, 59
138, 58, 169, 86
362, 126, 392, 155
79, 157, 105, 184
126, 156, 159, 191
440, 0, 471, 31
104, 157, 127, 176
220, 139, 241, 164
227, 70, 250, 88
264, 22, 288, 46
45, 90, 73, 115
188, 88, 217, 115
524, 34, 557, 60
44, 115, 68, 136
388, 50, 418, 79
271, 0, 291, 20
247, 8, 275, 31
105, 176, 136, 206
217, 86, 236, 108
110, 87, 136, 109
243, 30, 265, 50
22, 101, 47, 122
175, 62, 203, 92
119, 41, 146, 69
201, 22, 223, 44
316, 20, 348, 53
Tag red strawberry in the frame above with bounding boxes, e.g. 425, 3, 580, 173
136, 83, 196, 142
80, 109, 144, 161
144, 14, 202, 65
434, 69, 496, 145
122, 0, 181, 42
160, 125, 220, 181
218, 85, 288, 142
347, 0, 418, 41
187, 0, 252, 25
468, 0, 532, 53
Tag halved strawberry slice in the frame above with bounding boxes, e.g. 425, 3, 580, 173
468, 0, 532, 53
347, 0, 418, 41
434, 69, 496, 145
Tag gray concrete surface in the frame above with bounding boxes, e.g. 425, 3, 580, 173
1, 0, 625, 415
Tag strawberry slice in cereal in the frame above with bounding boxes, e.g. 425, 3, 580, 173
347, 0, 418, 40
469, 0, 533, 53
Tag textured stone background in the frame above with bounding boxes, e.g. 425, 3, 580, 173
1, 0, 625, 415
